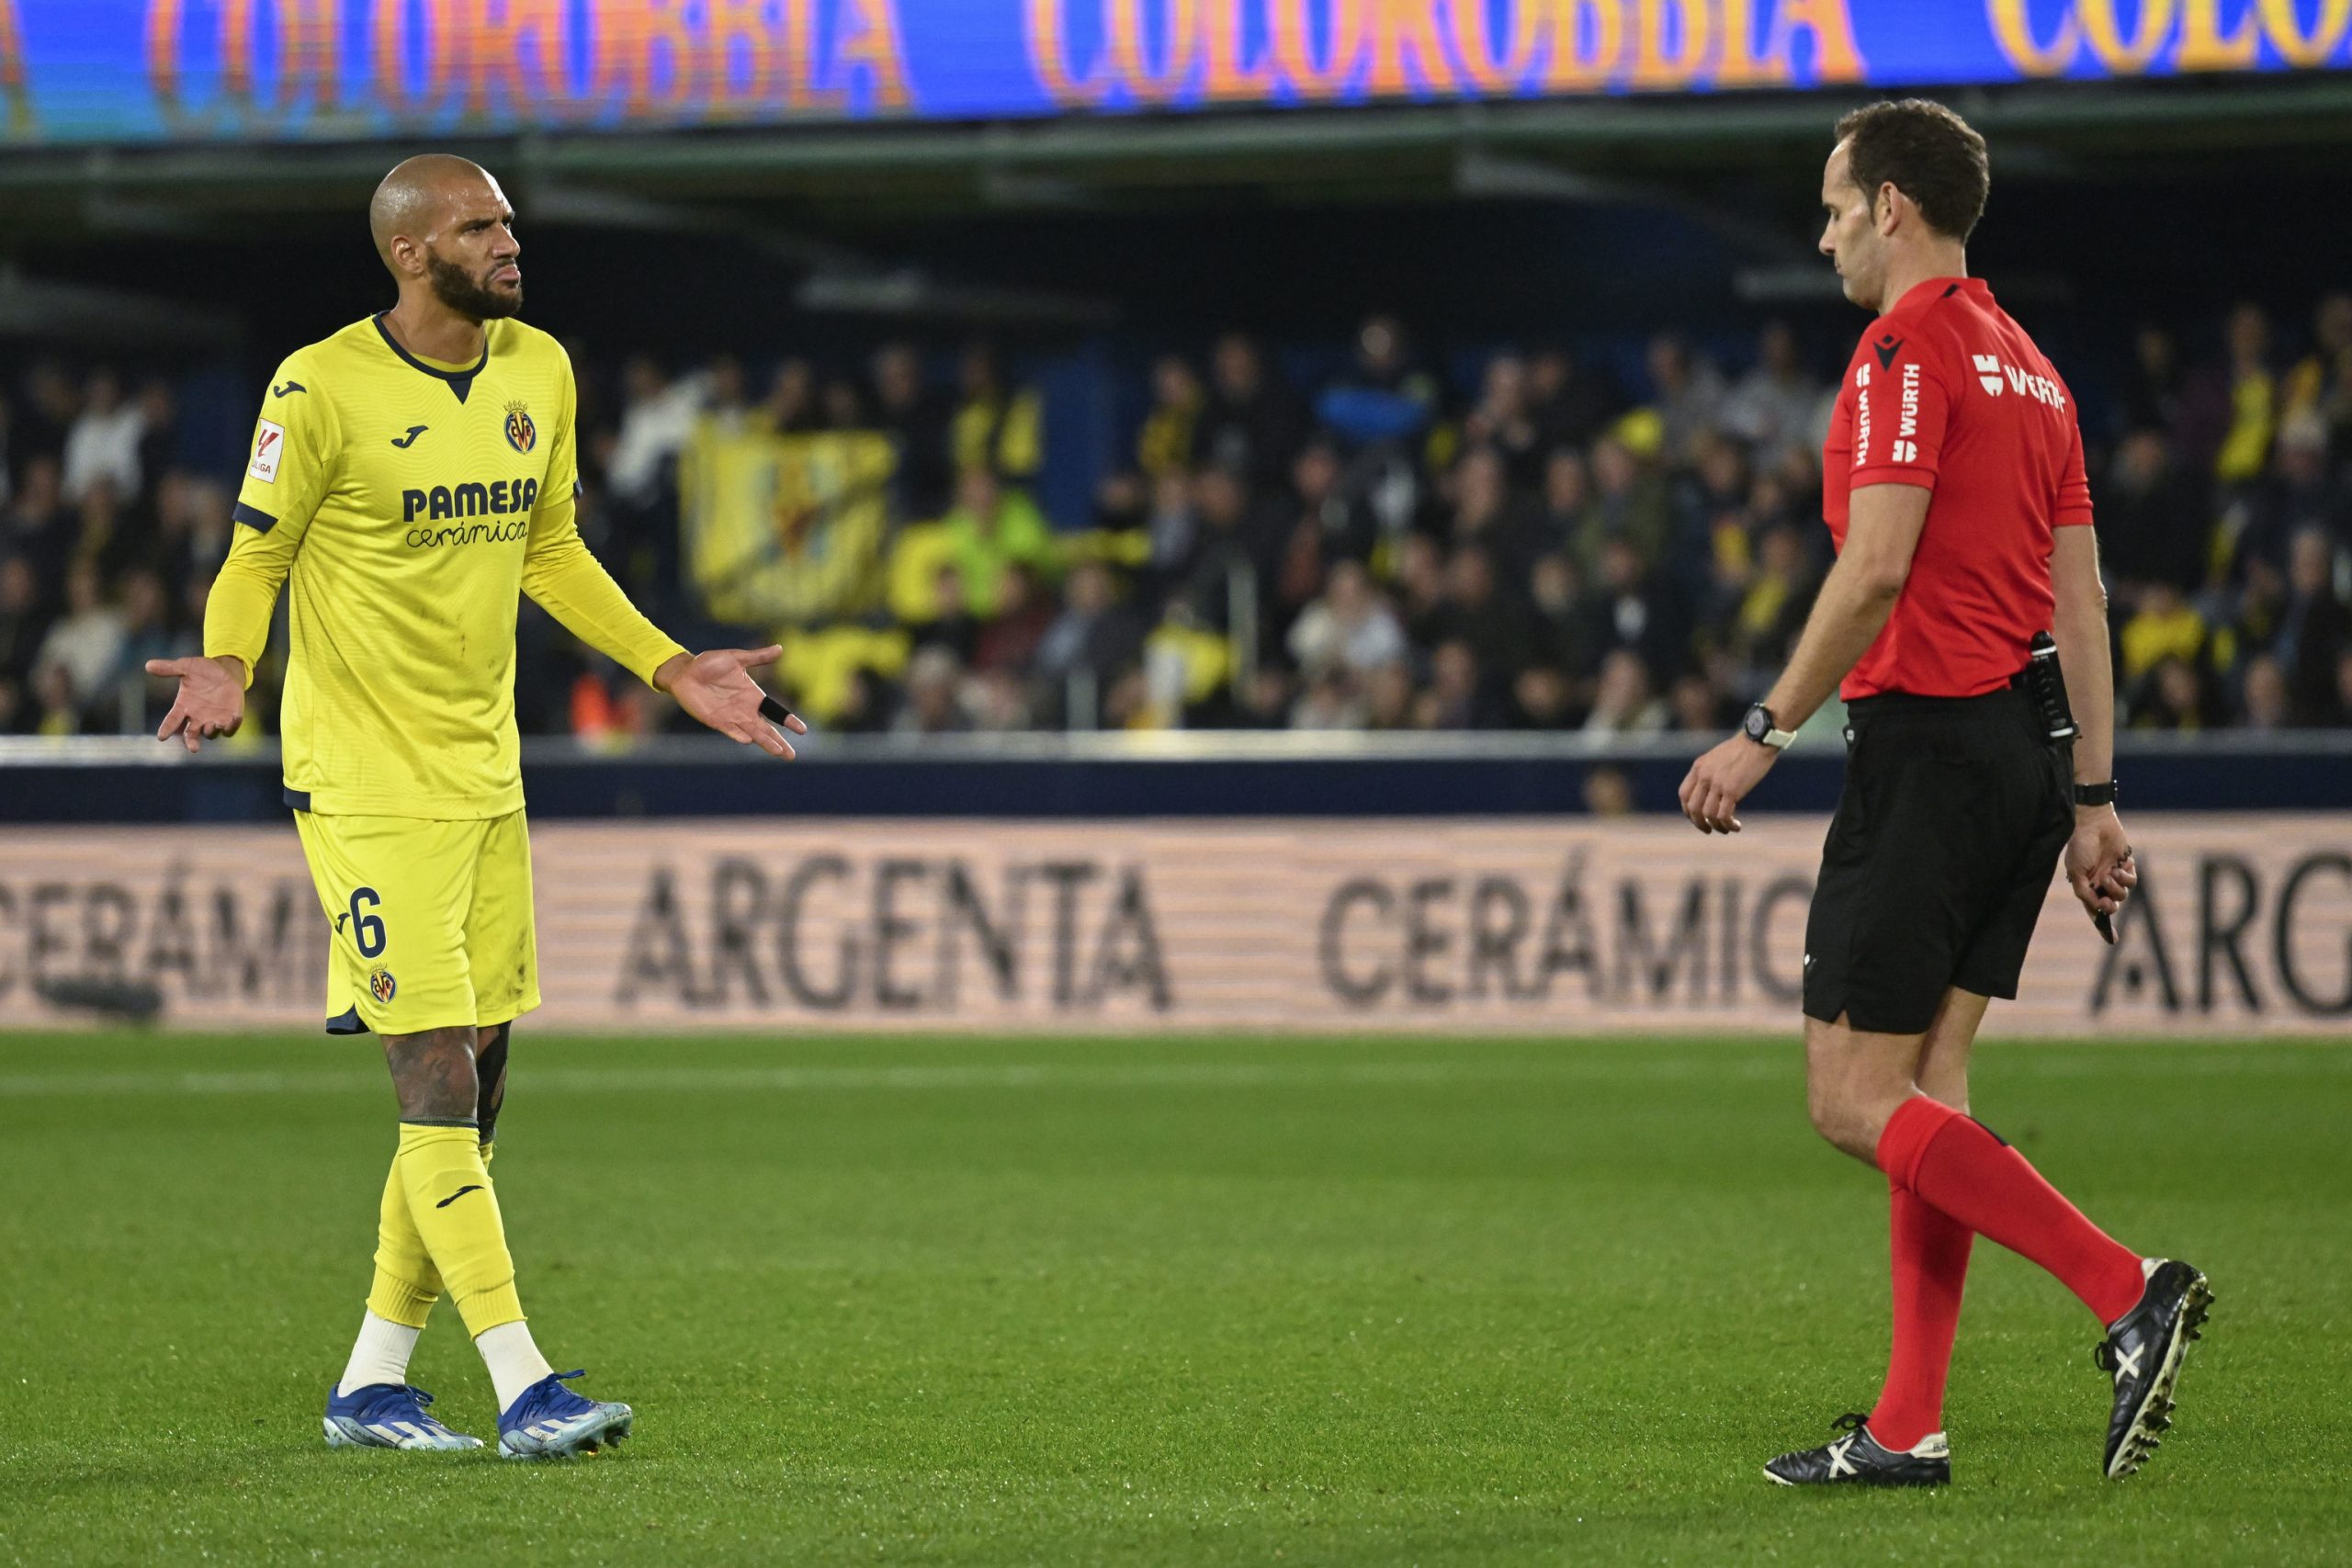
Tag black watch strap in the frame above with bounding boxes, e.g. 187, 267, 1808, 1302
2073, 780, 2119, 807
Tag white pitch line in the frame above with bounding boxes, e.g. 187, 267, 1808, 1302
0, 1047, 2340, 1100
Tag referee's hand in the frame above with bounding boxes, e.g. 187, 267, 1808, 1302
2065, 807, 2137, 929
654, 646, 809, 760
1678, 734, 1779, 835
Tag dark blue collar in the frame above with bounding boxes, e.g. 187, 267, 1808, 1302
373, 312, 489, 403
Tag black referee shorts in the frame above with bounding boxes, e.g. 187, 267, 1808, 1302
1802, 684, 2073, 1036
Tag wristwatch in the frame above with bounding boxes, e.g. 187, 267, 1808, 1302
1742, 703, 1795, 751
2074, 780, 2119, 807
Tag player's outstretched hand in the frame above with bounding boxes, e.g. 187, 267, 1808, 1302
2065, 807, 2137, 924
147, 655, 246, 754
656, 646, 808, 760
1678, 732, 1778, 835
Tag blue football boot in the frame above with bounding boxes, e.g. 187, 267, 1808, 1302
497, 1370, 634, 1460
322, 1382, 483, 1450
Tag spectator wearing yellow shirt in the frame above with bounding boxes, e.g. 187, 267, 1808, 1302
2119, 582, 2211, 687
2211, 303, 2278, 486
1137, 355, 1204, 479
1724, 523, 1817, 686
942, 466, 1057, 618
951, 342, 1045, 486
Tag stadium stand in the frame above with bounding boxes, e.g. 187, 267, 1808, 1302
6, 294, 2351, 741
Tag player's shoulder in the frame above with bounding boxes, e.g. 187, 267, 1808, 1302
265, 318, 401, 399
492, 316, 572, 374
290, 316, 395, 368
254, 320, 390, 440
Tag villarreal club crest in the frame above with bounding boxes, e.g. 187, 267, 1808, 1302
503, 400, 537, 455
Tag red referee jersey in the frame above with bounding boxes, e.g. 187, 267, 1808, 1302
1823, 275, 2093, 700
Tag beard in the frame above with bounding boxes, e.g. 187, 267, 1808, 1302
425, 252, 522, 321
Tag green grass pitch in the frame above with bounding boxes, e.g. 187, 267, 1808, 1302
1, 1031, 2345, 1566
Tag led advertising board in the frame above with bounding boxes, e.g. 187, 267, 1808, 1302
0, 2, 2346, 145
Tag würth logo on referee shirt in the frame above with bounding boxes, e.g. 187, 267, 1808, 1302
1853, 362, 1872, 463
1893, 364, 1922, 465
1973, 354, 2068, 411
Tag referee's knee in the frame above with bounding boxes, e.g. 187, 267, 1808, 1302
1805, 1081, 1888, 1163
1804, 1088, 1847, 1150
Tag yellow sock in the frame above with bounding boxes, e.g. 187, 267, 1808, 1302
366, 1152, 442, 1329
396, 1122, 526, 1337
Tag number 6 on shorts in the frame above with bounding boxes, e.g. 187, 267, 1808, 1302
347, 886, 386, 958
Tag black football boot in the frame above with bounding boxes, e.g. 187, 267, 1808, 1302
2096, 1258, 2212, 1479
1763, 1413, 1951, 1487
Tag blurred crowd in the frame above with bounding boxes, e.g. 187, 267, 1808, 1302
6, 292, 2352, 742
0, 367, 227, 739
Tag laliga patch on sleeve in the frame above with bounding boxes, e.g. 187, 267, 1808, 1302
249, 419, 286, 483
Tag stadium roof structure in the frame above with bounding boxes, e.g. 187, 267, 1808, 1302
2, 65, 2343, 347
5, 70, 2352, 235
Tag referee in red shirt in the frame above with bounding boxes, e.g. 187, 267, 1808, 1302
1678, 101, 2209, 1487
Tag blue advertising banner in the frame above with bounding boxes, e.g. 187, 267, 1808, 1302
0, 3, 2347, 146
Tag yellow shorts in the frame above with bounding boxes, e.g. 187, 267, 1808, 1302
292, 809, 541, 1036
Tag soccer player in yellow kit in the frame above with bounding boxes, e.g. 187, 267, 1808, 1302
147, 155, 806, 1459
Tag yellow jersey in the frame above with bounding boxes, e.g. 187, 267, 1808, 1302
208, 314, 685, 818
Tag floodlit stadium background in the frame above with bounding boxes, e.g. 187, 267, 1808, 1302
3, 0, 2350, 1036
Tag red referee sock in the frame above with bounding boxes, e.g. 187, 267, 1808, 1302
1867, 1173, 1972, 1450
1876, 1095, 2146, 1326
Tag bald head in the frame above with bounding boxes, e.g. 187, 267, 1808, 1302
370, 154, 496, 265
370, 155, 524, 322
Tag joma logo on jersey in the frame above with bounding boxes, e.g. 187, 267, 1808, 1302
1972, 354, 2067, 411
400, 477, 542, 523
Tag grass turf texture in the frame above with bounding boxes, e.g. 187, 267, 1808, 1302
1, 1032, 2344, 1566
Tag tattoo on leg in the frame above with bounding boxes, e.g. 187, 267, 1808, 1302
382, 1026, 481, 1123
475, 1022, 511, 1145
